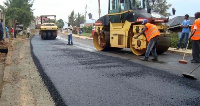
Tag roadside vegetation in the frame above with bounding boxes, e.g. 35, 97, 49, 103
68, 10, 85, 27
170, 32, 192, 49
82, 26, 92, 33
0, 0, 34, 28
81, 33, 91, 37
56, 19, 64, 28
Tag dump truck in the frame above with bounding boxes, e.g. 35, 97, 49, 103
39, 15, 58, 40
93, 0, 174, 55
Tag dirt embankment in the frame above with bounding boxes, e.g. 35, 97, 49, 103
0, 34, 55, 105
0, 40, 11, 95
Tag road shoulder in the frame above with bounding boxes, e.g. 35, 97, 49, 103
0, 38, 55, 106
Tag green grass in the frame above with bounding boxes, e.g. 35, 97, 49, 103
81, 33, 92, 37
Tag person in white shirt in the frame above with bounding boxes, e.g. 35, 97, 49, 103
27, 27, 30, 38
67, 23, 73, 45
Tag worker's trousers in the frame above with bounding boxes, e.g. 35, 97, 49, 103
68, 34, 73, 45
6, 32, 9, 38
145, 36, 158, 59
192, 40, 200, 62
177, 32, 189, 49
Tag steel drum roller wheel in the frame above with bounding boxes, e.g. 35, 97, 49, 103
93, 32, 110, 51
129, 35, 146, 56
156, 36, 170, 54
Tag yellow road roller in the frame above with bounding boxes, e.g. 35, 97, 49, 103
93, 0, 172, 55
40, 15, 58, 40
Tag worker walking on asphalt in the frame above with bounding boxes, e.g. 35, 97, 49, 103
10, 27, 14, 38
134, 19, 160, 61
26, 27, 30, 38
175, 14, 191, 50
5, 26, 9, 38
67, 23, 73, 45
190, 12, 200, 63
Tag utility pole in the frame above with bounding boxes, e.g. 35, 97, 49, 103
98, 0, 101, 18
85, 4, 87, 25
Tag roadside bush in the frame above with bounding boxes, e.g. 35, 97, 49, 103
72, 30, 77, 34
170, 32, 192, 49
82, 26, 92, 33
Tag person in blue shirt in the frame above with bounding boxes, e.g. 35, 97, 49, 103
5, 26, 9, 38
0, 19, 4, 41
175, 14, 191, 50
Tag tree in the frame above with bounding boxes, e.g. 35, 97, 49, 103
56, 19, 64, 28
68, 10, 75, 26
68, 11, 85, 27
0, 0, 34, 28
149, 0, 172, 17
74, 13, 85, 27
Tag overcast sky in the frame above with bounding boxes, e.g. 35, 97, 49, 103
1, 0, 200, 22
31, 0, 108, 22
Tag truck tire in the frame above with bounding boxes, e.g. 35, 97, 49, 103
42, 32, 47, 40
52, 32, 56, 40
48, 32, 51, 39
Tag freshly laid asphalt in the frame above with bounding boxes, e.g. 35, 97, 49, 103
30, 33, 200, 106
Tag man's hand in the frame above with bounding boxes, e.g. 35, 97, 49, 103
190, 29, 196, 38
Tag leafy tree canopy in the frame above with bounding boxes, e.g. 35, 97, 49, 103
0, 0, 34, 28
56, 19, 64, 28
68, 11, 85, 27
149, 0, 172, 17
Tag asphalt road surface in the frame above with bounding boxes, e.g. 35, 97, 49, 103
31, 34, 200, 106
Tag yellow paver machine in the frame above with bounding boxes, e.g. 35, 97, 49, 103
93, 0, 173, 55
40, 15, 58, 40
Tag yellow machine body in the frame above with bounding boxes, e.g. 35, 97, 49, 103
93, 12, 170, 55
39, 15, 58, 40
93, 0, 171, 55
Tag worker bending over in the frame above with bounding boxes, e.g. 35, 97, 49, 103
134, 19, 160, 61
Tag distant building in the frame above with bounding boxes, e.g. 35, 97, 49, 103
80, 23, 94, 28
85, 23, 93, 27
168, 16, 195, 32
80, 24, 84, 28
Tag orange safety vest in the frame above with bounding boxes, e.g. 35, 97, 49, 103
144, 23, 160, 42
191, 18, 200, 40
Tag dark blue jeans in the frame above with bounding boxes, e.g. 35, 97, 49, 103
177, 32, 189, 48
145, 36, 158, 59
68, 34, 73, 44
6, 32, 9, 38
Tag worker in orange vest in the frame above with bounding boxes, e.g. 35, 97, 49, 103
134, 19, 160, 61
191, 12, 200, 63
